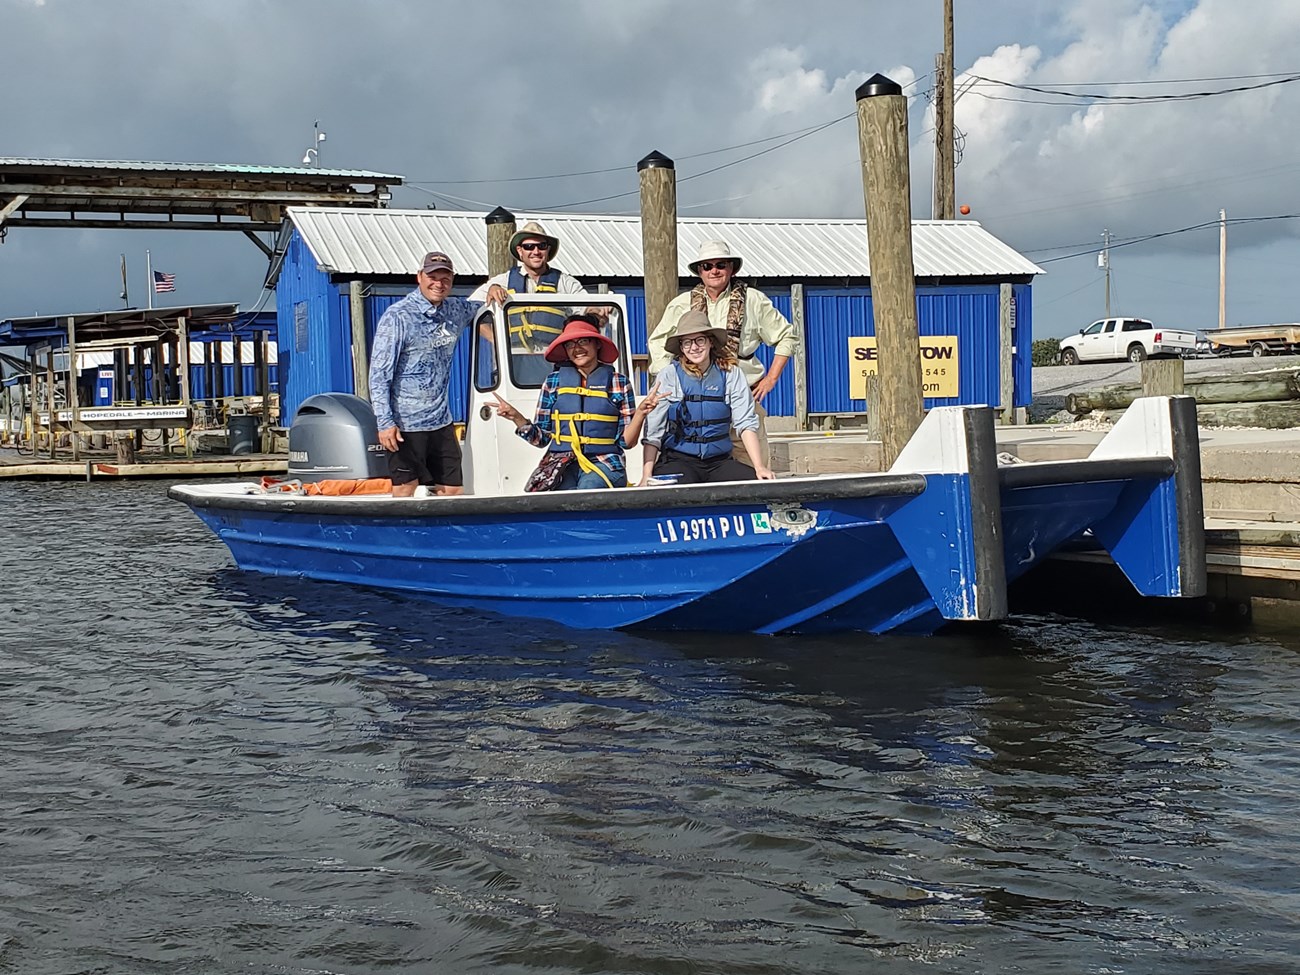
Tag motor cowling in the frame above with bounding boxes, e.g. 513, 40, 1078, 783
288, 393, 389, 482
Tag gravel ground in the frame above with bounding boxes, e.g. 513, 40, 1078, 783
1030, 353, 1300, 423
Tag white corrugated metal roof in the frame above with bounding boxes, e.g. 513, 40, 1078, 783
0, 157, 398, 180
285, 208, 1043, 280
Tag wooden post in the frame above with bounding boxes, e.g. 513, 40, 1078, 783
485, 206, 516, 278
177, 316, 193, 459
347, 279, 369, 400
131, 340, 145, 453
1141, 358, 1185, 398
258, 331, 271, 452
45, 346, 56, 459
999, 283, 1016, 425
638, 150, 678, 354
158, 337, 170, 455
856, 74, 925, 466
865, 375, 882, 443
67, 316, 80, 462
791, 283, 809, 430
202, 340, 215, 418
232, 336, 245, 398
28, 348, 38, 453
213, 336, 225, 408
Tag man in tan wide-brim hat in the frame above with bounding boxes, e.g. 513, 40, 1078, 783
647, 239, 796, 467
471, 220, 593, 359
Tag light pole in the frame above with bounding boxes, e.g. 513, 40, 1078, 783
302, 119, 326, 166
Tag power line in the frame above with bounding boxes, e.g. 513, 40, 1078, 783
407, 118, 851, 186
528, 113, 854, 212
967, 72, 1300, 104
406, 75, 932, 190
971, 71, 1300, 89
1034, 214, 1300, 265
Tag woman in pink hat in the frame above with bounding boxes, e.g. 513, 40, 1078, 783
491, 314, 646, 491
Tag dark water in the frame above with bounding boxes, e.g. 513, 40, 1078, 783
3, 481, 1299, 975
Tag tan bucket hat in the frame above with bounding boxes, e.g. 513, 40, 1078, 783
664, 309, 730, 356
508, 220, 560, 258
687, 239, 743, 274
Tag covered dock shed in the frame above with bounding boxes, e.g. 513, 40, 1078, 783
0, 304, 278, 458
271, 207, 1043, 428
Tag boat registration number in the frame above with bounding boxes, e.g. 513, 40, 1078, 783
656, 513, 767, 544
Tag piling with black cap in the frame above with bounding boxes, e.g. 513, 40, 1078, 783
485, 206, 517, 277
856, 73, 924, 466
637, 151, 678, 351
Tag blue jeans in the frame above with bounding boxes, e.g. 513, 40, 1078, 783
557, 457, 626, 490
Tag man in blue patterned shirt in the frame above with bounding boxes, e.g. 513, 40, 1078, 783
368, 251, 481, 496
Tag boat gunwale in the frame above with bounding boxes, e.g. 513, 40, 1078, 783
998, 456, 1174, 490
167, 472, 931, 518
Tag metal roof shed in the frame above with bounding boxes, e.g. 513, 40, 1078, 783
273, 207, 1043, 427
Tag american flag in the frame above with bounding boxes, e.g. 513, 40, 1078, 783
152, 269, 176, 294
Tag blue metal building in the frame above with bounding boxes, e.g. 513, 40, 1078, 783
271, 208, 1041, 427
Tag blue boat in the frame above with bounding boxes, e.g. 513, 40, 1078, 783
170, 297, 1205, 635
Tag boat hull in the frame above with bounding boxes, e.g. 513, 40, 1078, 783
180, 476, 944, 634
171, 401, 1206, 636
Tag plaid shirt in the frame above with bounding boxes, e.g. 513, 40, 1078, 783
517, 368, 636, 481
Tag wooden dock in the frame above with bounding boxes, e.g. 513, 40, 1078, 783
0, 449, 286, 480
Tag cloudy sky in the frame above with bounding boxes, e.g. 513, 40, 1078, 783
3, 0, 1299, 337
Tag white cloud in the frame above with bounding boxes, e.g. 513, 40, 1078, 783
4, 0, 1300, 331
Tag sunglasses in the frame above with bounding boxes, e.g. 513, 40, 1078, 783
564, 337, 597, 347
696, 261, 731, 272
678, 335, 711, 350
518, 242, 551, 252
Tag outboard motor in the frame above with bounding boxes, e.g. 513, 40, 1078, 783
287, 393, 389, 482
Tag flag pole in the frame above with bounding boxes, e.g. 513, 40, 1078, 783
146, 250, 153, 310
120, 254, 130, 308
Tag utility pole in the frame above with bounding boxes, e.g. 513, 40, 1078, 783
1100, 229, 1112, 317
1218, 208, 1227, 330
932, 0, 956, 220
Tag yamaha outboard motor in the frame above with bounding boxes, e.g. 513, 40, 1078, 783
288, 393, 389, 482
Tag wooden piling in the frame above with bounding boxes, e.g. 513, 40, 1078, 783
791, 283, 809, 430
485, 206, 517, 278
856, 74, 924, 466
177, 315, 193, 459
349, 280, 368, 401
28, 348, 38, 453
999, 283, 1017, 425
258, 332, 271, 452
67, 316, 80, 462
638, 151, 678, 354
45, 347, 55, 459
1141, 358, 1185, 398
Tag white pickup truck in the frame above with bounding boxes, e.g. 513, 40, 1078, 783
1059, 318, 1198, 364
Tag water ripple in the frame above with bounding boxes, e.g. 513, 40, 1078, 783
2, 481, 1300, 973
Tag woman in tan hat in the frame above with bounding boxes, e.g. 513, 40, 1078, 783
491, 314, 644, 491
639, 309, 775, 485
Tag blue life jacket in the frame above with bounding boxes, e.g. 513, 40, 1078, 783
506, 267, 565, 352
663, 362, 732, 459
547, 363, 621, 457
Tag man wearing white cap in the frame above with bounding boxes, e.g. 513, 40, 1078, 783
471, 220, 590, 355
648, 240, 796, 465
